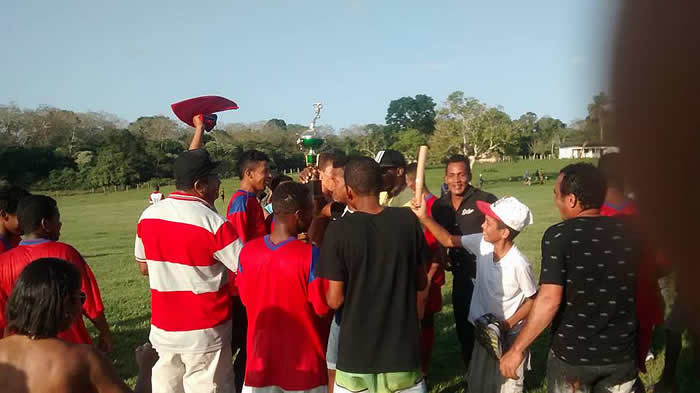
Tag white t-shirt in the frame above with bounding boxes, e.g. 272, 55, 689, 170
149, 192, 164, 204
461, 234, 537, 332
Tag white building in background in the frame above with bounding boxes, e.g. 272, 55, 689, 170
559, 145, 619, 159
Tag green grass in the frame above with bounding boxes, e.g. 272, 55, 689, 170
51, 158, 698, 392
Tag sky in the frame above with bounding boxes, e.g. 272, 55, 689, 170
1, 0, 621, 130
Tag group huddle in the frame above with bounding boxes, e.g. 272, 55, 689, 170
0, 118, 671, 393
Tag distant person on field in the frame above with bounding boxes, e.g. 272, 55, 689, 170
412, 195, 536, 393
430, 154, 497, 378
404, 162, 446, 380
0, 183, 29, 254
499, 163, 641, 393
376, 149, 412, 207
0, 258, 132, 393
0, 195, 112, 351
149, 185, 164, 204
135, 148, 243, 393
237, 181, 332, 393
317, 157, 429, 393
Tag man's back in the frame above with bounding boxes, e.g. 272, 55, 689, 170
540, 216, 640, 365
0, 241, 104, 344
318, 207, 429, 374
0, 335, 130, 393
135, 191, 242, 352
237, 236, 330, 390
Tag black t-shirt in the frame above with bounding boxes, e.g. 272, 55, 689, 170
431, 187, 497, 277
317, 207, 429, 373
540, 216, 640, 366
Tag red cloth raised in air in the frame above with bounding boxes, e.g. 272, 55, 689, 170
0, 239, 105, 344
237, 236, 331, 390
171, 95, 238, 127
601, 199, 668, 373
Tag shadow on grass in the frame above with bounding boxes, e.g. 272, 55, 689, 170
107, 313, 151, 382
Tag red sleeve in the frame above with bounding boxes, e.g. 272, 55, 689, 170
307, 246, 331, 317
66, 247, 105, 320
227, 194, 250, 243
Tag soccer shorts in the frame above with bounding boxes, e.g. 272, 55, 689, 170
334, 370, 425, 393
242, 384, 327, 393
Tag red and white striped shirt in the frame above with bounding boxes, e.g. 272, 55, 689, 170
135, 191, 243, 353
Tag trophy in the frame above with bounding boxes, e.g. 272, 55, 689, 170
297, 103, 325, 166
297, 103, 326, 212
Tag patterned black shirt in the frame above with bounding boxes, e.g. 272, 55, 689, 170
540, 216, 640, 366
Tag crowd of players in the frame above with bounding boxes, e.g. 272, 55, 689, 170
0, 116, 692, 393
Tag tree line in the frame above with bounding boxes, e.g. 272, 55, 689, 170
0, 92, 611, 190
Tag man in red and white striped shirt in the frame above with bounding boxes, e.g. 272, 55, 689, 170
135, 148, 243, 393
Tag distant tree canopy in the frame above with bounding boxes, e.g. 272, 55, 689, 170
0, 92, 609, 190
385, 94, 437, 135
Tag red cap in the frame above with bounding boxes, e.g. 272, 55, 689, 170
476, 200, 501, 222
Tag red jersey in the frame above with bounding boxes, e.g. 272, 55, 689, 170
0, 239, 105, 344
237, 236, 331, 390
600, 200, 638, 216
600, 198, 667, 372
423, 193, 445, 315
226, 189, 268, 296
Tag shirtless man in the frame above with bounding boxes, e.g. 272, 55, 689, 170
0, 258, 132, 393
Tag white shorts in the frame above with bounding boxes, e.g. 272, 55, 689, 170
242, 384, 328, 393
152, 346, 235, 393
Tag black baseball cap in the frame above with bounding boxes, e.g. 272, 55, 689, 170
374, 149, 407, 168
174, 149, 220, 189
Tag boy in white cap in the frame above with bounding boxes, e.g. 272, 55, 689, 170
411, 196, 537, 393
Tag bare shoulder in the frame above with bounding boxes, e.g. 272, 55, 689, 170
74, 344, 132, 393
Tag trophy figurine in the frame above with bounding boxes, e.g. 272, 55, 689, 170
298, 103, 325, 166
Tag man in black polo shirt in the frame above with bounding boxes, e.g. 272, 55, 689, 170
499, 163, 641, 393
430, 155, 497, 376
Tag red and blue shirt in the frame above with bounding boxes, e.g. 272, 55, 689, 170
0, 239, 105, 344
226, 189, 268, 295
226, 189, 268, 243
237, 235, 331, 390
0, 234, 20, 254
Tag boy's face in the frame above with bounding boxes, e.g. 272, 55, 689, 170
248, 161, 271, 193
320, 164, 335, 196
405, 174, 416, 192
481, 215, 508, 243
1, 211, 22, 236
331, 167, 348, 203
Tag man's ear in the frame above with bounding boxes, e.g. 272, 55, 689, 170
397, 167, 405, 176
39, 217, 50, 233
566, 193, 578, 209
0, 210, 8, 221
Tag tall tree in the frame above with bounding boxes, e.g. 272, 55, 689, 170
385, 94, 437, 134
586, 92, 612, 143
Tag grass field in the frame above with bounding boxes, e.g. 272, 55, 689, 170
51, 158, 698, 392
